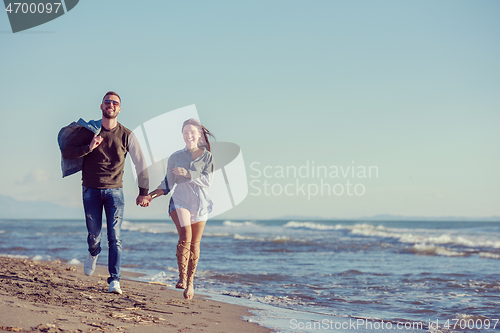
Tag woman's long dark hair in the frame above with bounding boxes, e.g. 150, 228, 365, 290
182, 118, 215, 151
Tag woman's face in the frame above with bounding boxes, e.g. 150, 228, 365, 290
182, 124, 202, 149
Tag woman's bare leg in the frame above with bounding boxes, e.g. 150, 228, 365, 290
170, 208, 192, 241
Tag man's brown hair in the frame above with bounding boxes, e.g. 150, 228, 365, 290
103, 91, 121, 104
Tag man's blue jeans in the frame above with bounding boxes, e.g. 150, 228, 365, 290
82, 186, 124, 283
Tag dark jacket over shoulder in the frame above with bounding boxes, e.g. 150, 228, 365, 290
62, 123, 149, 195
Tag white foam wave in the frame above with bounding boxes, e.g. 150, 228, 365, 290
476, 239, 500, 248
222, 220, 257, 227
147, 271, 168, 282
455, 313, 490, 322
232, 234, 290, 242
411, 243, 464, 257
200, 287, 308, 308
479, 252, 500, 259
238, 222, 500, 256
68, 258, 82, 265
272, 236, 290, 242
32, 255, 43, 261
0, 254, 29, 259
233, 234, 265, 241
284, 221, 343, 230
344, 223, 500, 252
140, 269, 187, 285
0, 230, 5, 234
203, 232, 232, 237
122, 220, 175, 234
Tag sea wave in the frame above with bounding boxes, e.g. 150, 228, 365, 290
207, 272, 290, 285
409, 243, 465, 257
455, 313, 490, 321
121, 220, 176, 234
233, 234, 265, 241
203, 232, 232, 237
272, 236, 291, 243
68, 258, 82, 265
201, 287, 309, 308
232, 234, 295, 243
283, 221, 344, 230
222, 220, 257, 227
478, 252, 500, 259
0, 254, 29, 259
344, 224, 500, 251
147, 271, 169, 282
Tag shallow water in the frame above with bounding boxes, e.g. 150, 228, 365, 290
1, 219, 499, 332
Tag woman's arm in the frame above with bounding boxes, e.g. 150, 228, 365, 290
141, 188, 166, 207
156, 156, 177, 196
148, 188, 165, 199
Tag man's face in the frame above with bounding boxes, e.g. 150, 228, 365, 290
101, 94, 121, 119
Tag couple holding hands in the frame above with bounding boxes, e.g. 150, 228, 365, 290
61, 91, 214, 300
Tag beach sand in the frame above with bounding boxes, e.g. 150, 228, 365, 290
0, 257, 271, 333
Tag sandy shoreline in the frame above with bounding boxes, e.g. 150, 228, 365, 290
0, 257, 271, 333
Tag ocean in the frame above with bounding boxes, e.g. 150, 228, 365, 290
1, 218, 499, 332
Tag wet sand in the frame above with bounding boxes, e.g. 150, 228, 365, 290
0, 257, 271, 333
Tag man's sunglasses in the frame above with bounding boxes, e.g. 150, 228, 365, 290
103, 99, 120, 106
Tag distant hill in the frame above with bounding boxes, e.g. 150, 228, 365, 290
362, 214, 500, 222
273, 214, 500, 222
0, 195, 82, 219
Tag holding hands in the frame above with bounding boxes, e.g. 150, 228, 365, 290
137, 189, 164, 208
136, 167, 189, 208
136, 195, 151, 207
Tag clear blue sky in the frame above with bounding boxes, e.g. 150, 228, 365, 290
1, 1, 499, 219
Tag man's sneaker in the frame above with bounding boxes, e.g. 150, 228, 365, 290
84, 254, 98, 276
109, 280, 122, 294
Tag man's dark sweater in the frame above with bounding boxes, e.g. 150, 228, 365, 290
62, 123, 149, 195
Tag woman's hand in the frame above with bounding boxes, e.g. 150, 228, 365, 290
173, 167, 191, 178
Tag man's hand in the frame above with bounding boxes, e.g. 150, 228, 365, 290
136, 195, 150, 207
89, 134, 103, 151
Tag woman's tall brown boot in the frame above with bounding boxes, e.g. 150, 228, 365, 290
184, 241, 200, 299
176, 240, 190, 289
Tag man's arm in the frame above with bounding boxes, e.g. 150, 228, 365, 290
127, 132, 149, 196
62, 128, 102, 159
